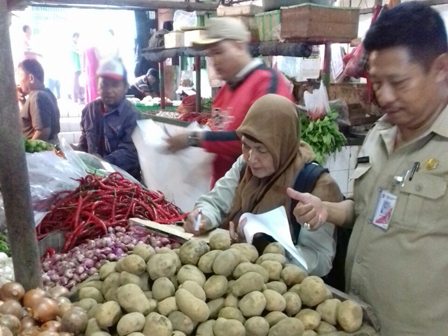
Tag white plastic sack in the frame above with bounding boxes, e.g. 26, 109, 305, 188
303, 82, 331, 121
132, 119, 215, 213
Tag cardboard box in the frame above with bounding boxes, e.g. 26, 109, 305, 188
164, 32, 184, 48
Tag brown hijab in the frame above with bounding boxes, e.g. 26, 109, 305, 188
226, 94, 315, 227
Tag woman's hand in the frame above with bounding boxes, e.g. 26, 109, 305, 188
229, 218, 247, 243
184, 210, 212, 236
287, 188, 328, 231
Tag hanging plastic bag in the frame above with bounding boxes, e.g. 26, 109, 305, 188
303, 82, 331, 121
173, 10, 197, 31
132, 119, 215, 213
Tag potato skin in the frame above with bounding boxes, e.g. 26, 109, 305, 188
263, 243, 285, 256
117, 313, 145, 336
157, 297, 178, 317
224, 294, 239, 308
196, 320, 216, 336
268, 317, 304, 336
168, 311, 194, 336
245, 316, 270, 336
152, 278, 175, 301
132, 244, 155, 262
238, 291, 266, 317
256, 254, 287, 266
175, 289, 210, 323
122, 255, 147, 275
299, 276, 327, 307
283, 292, 302, 316
302, 331, 318, 336
209, 232, 231, 251
295, 309, 321, 330
218, 307, 246, 324
179, 240, 210, 265
143, 312, 173, 336
99, 263, 118, 280
102, 273, 120, 296
147, 254, 177, 280
233, 263, 269, 283
116, 284, 151, 314
96, 301, 123, 329
230, 244, 259, 263
265, 282, 287, 295
260, 261, 282, 281
79, 287, 104, 303
119, 271, 143, 288
315, 321, 337, 334
198, 251, 222, 274
316, 299, 341, 325
213, 318, 245, 336
204, 275, 228, 300
264, 312, 287, 327
207, 298, 225, 319
281, 266, 307, 286
179, 281, 206, 301
263, 290, 286, 312
213, 250, 240, 277
337, 300, 363, 333
288, 284, 301, 296
232, 272, 264, 297
177, 265, 206, 287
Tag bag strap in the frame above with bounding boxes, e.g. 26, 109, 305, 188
290, 162, 329, 244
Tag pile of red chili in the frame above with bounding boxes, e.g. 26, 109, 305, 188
178, 112, 211, 125
37, 172, 185, 252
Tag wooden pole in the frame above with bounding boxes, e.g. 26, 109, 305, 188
322, 42, 332, 88
159, 61, 166, 110
194, 56, 201, 113
0, 0, 41, 290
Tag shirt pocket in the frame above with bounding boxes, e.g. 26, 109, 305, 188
393, 172, 447, 231
351, 163, 372, 214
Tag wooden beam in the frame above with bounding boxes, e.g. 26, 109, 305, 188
22, 0, 218, 11
0, 0, 42, 290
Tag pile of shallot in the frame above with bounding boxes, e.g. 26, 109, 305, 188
41, 226, 179, 290
0, 282, 88, 336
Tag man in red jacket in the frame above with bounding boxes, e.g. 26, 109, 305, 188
167, 17, 293, 187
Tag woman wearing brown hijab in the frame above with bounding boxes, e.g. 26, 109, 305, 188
184, 94, 343, 276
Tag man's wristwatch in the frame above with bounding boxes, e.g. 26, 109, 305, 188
188, 132, 202, 147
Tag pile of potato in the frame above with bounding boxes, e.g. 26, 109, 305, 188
72, 233, 363, 336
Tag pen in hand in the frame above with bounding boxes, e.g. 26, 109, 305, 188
194, 212, 202, 233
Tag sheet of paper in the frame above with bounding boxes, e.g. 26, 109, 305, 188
240, 207, 308, 270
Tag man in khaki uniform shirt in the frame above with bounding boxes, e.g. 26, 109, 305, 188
287, 3, 448, 336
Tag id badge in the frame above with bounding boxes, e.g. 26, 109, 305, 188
370, 189, 398, 230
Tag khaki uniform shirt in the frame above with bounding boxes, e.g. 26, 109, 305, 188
347, 105, 448, 336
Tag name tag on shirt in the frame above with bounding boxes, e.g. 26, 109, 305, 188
370, 189, 397, 230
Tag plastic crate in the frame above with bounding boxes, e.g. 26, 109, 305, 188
255, 10, 281, 41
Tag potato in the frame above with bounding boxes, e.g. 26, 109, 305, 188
133, 244, 156, 262
295, 309, 321, 330
232, 263, 269, 283
196, 320, 215, 336
117, 313, 145, 336
121, 255, 147, 276
228, 248, 250, 263
116, 284, 151, 314
177, 265, 206, 287
198, 251, 222, 274
213, 250, 240, 277
140, 273, 150, 291
222, 295, 238, 310
265, 282, 287, 295
75, 298, 97, 311
209, 232, 231, 251
144, 291, 152, 299
105, 288, 118, 302
102, 273, 120, 296
325, 288, 333, 300
91, 332, 111, 336
157, 249, 182, 272
168, 311, 194, 336
79, 280, 103, 292
96, 301, 122, 329
88, 304, 102, 319
315, 321, 337, 334
302, 331, 318, 336
263, 243, 285, 256
232, 272, 264, 297
204, 275, 228, 300
100, 262, 118, 280
120, 271, 143, 288
283, 292, 302, 316
172, 332, 186, 336
337, 300, 363, 333
260, 261, 282, 281
218, 307, 245, 324
256, 254, 287, 266
143, 312, 172, 336
316, 299, 341, 326
157, 297, 178, 317
288, 284, 301, 296
268, 317, 304, 336
230, 244, 259, 263
128, 333, 145, 336
147, 254, 177, 281
227, 281, 235, 295
207, 298, 225, 319
152, 278, 175, 301
148, 299, 158, 314
264, 290, 286, 312
264, 312, 287, 327
244, 316, 270, 336
281, 266, 307, 286
213, 318, 245, 336
116, 258, 125, 272
179, 240, 210, 265
175, 289, 210, 323
238, 291, 266, 317
170, 275, 179, 290
299, 277, 326, 307
79, 287, 104, 303
85, 318, 101, 336
179, 281, 206, 301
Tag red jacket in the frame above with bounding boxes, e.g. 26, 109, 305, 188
202, 63, 293, 187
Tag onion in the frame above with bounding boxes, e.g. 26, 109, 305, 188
0, 314, 21, 336
40, 321, 61, 332
1, 326, 13, 336
59, 333, 73, 336
55, 297, 70, 307
60, 308, 88, 334
37, 332, 59, 336
0, 283, 25, 303
0, 301, 24, 319
20, 316, 36, 330
58, 303, 72, 318
32, 298, 59, 323
23, 289, 47, 310
83, 259, 94, 269
48, 286, 68, 300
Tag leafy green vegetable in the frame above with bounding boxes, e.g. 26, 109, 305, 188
201, 98, 214, 112
0, 234, 10, 256
300, 111, 347, 165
